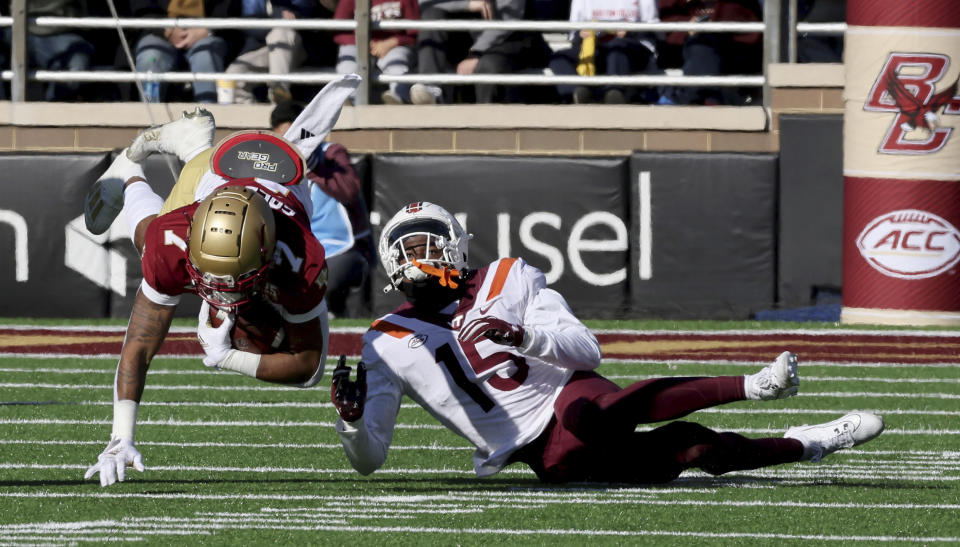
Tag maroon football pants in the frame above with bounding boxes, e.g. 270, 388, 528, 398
511, 371, 804, 483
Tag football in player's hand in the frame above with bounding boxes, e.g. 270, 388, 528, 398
209, 298, 287, 354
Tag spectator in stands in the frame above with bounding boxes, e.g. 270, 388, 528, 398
131, 0, 243, 103
224, 0, 314, 104
271, 101, 376, 317
334, 0, 420, 104
796, 0, 844, 63
656, 0, 762, 106
410, 0, 553, 104
656, 0, 709, 70
23, 0, 94, 101
548, 0, 659, 104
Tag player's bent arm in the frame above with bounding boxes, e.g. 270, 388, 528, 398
255, 311, 329, 387
335, 367, 402, 475
515, 266, 601, 370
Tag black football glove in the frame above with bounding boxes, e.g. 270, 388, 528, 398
458, 316, 525, 347
331, 355, 367, 422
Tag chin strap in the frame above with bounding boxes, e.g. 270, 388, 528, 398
411, 259, 461, 289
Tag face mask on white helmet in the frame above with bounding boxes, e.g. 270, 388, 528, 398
379, 202, 471, 293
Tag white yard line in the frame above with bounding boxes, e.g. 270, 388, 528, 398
3, 382, 958, 399
2, 400, 957, 418
0, 418, 444, 429
2, 490, 959, 510
5, 462, 957, 478
5, 323, 959, 337
0, 440, 956, 461
4, 521, 953, 543
601, 358, 960, 367
0, 439, 471, 450
3, 354, 959, 366
1, 418, 957, 436
600, 374, 960, 383
1, 523, 956, 543
6, 367, 960, 384
593, 327, 960, 337
0, 325, 368, 334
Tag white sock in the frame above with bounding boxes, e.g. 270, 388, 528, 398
284, 74, 360, 161
123, 181, 163, 243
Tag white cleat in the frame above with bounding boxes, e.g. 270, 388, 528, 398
83, 148, 144, 235
126, 106, 215, 164
745, 351, 799, 401
785, 412, 885, 462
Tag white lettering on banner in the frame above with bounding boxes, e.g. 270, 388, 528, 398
496, 213, 510, 259
0, 210, 28, 281
494, 211, 629, 287
64, 214, 127, 295
568, 211, 628, 286
856, 209, 960, 279
519, 212, 564, 284
638, 171, 652, 280
374, 207, 638, 287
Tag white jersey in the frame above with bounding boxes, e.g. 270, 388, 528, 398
336, 257, 602, 477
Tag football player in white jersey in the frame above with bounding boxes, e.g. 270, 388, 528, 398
331, 202, 885, 483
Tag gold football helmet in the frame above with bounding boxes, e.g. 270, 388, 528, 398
187, 186, 276, 307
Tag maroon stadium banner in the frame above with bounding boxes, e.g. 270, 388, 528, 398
842, 0, 960, 325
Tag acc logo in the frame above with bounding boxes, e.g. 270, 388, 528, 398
408, 333, 428, 348
864, 53, 960, 154
856, 209, 960, 279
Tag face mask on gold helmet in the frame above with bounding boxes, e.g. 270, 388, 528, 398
187, 186, 276, 308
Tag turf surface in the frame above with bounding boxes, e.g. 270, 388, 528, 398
1, 320, 958, 545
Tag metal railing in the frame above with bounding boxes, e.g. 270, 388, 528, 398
4, 0, 845, 108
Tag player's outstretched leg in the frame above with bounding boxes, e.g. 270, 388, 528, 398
127, 106, 215, 164
744, 351, 799, 401
784, 411, 885, 462
83, 148, 145, 235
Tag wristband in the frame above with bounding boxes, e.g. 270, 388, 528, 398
111, 399, 139, 442
218, 349, 261, 378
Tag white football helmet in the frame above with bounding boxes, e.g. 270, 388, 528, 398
379, 202, 471, 291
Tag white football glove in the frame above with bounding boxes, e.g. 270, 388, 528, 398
84, 438, 145, 487
198, 301, 234, 368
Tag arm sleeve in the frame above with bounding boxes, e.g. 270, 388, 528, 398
515, 262, 602, 371
306, 144, 361, 204
334, 361, 403, 475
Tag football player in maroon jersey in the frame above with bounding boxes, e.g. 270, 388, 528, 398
83, 121, 330, 488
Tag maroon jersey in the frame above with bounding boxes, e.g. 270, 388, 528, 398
140, 179, 327, 319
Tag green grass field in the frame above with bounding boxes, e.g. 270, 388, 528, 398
1, 319, 958, 545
